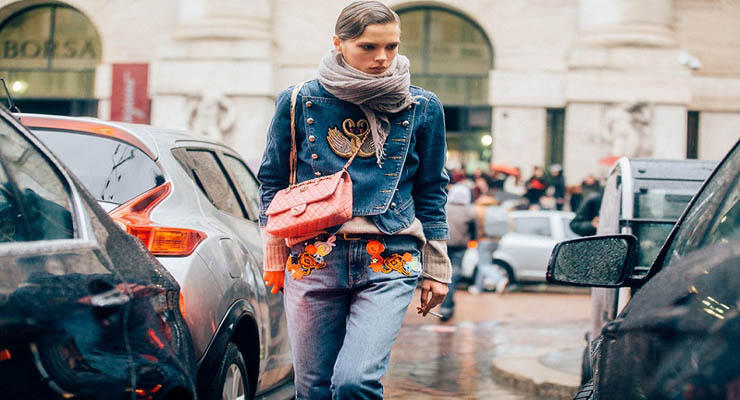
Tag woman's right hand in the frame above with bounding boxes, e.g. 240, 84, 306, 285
263, 271, 285, 294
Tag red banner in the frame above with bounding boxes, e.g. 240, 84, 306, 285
110, 63, 150, 123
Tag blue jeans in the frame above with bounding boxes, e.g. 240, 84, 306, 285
473, 240, 502, 291
284, 235, 422, 400
440, 247, 465, 313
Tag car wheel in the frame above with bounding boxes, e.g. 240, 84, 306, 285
573, 380, 594, 400
207, 342, 251, 400
492, 260, 515, 283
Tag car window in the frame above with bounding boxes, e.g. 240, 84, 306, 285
33, 129, 165, 206
635, 222, 674, 267
222, 154, 260, 221
634, 182, 700, 220
186, 149, 245, 219
0, 119, 73, 242
512, 216, 551, 237
665, 143, 740, 265
704, 173, 740, 246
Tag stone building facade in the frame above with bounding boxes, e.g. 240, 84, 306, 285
1, 0, 739, 183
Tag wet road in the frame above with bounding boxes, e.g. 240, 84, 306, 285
383, 286, 590, 399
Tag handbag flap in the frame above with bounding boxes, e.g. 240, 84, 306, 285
265, 170, 349, 216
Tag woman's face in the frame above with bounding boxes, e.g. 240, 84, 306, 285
334, 23, 400, 75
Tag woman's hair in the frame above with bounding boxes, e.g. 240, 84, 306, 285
335, 1, 400, 40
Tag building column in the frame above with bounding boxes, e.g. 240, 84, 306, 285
151, 0, 275, 164
563, 0, 691, 184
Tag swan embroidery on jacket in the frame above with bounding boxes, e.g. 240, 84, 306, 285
327, 118, 375, 158
287, 235, 337, 279
365, 240, 416, 276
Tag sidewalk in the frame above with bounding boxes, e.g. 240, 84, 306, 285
489, 321, 585, 400
392, 287, 590, 399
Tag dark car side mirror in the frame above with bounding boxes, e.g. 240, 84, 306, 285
546, 234, 638, 287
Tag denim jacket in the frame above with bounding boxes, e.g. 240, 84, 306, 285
258, 79, 449, 241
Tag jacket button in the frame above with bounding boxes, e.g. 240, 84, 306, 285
306, 101, 313, 107
314, 171, 321, 176
308, 135, 316, 142
311, 154, 318, 160
402, 120, 409, 127
390, 202, 397, 209
307, 118, 314, 125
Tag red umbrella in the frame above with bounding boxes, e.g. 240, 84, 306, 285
490, 164, 520, 176
599, 155, 622, 166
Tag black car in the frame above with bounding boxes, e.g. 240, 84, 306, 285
548, 138, 740, 399
0, 107, 197, 399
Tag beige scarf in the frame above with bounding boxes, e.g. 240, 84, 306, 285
318, 49, 418, 166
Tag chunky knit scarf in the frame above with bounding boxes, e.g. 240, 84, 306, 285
318, 49, 418, 166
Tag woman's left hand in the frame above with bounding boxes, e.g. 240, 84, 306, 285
418, 278, 449, 316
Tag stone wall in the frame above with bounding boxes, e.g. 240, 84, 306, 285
1, 0, 738, 177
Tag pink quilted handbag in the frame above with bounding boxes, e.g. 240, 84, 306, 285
265, 82, 367, 239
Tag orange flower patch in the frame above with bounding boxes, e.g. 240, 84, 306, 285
384, 254, 410, 276
366, 241, 414, 276
286, 249, 327, 280
366, 240, 385, 255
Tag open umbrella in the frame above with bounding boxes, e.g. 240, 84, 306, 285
599, 155, 622, 166
490, 164, 520, 176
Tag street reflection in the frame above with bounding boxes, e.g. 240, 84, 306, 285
385, 320, 545, 399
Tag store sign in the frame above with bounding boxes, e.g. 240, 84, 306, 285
2, 39, 98, 59
110, 64, 150, 124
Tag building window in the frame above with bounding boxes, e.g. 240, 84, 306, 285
687, 111, 699, 159
397, 7, 493, 169
546, 108, 565, 167
0, 3, 101, 116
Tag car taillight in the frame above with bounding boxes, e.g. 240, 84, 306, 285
110, 182, 206, 256
178, 292, 186, 319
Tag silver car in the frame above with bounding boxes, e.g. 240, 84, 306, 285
21, 114, 293, 400
492, 210, 577, 283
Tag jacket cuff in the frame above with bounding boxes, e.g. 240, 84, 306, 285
261, 229, 289, 271
421, 240, 452, 283
421, 222, 449, 241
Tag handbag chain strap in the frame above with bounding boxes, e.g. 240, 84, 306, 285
288, 81, 370, 186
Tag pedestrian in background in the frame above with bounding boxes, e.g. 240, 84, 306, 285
257, 2, 451, 398
549, 164, 566, 210
524, 166, 547, 207
468, 194, 510, 295
440, 183, 477, 321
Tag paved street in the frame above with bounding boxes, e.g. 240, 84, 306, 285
383, 286, 590, 399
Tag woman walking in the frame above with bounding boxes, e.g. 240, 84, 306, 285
258, 2, 451, 398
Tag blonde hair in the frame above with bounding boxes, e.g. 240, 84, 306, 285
335, 1, 400, 40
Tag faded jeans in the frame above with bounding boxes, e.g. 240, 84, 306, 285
473, 240, 503, 291
284, 235, 421, 400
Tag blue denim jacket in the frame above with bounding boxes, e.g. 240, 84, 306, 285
258, 80, 449, 240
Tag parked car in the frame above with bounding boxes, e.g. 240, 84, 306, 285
0, 107, 197, 399
18, 113, 294, 400
581, 157, 716, 383
491, 210, 577, 283
547, 138, 740, 399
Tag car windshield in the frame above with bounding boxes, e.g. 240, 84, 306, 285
32, 129, 165, 206
664, 142, 740, 265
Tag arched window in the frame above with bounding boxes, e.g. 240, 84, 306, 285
397, 7, 493, 167
0, 3, 101, 116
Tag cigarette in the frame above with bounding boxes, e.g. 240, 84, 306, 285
427, 311, 444, 318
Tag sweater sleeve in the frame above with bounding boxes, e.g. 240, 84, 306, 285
261, 228, 290, 272
421, 239, 452, 283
